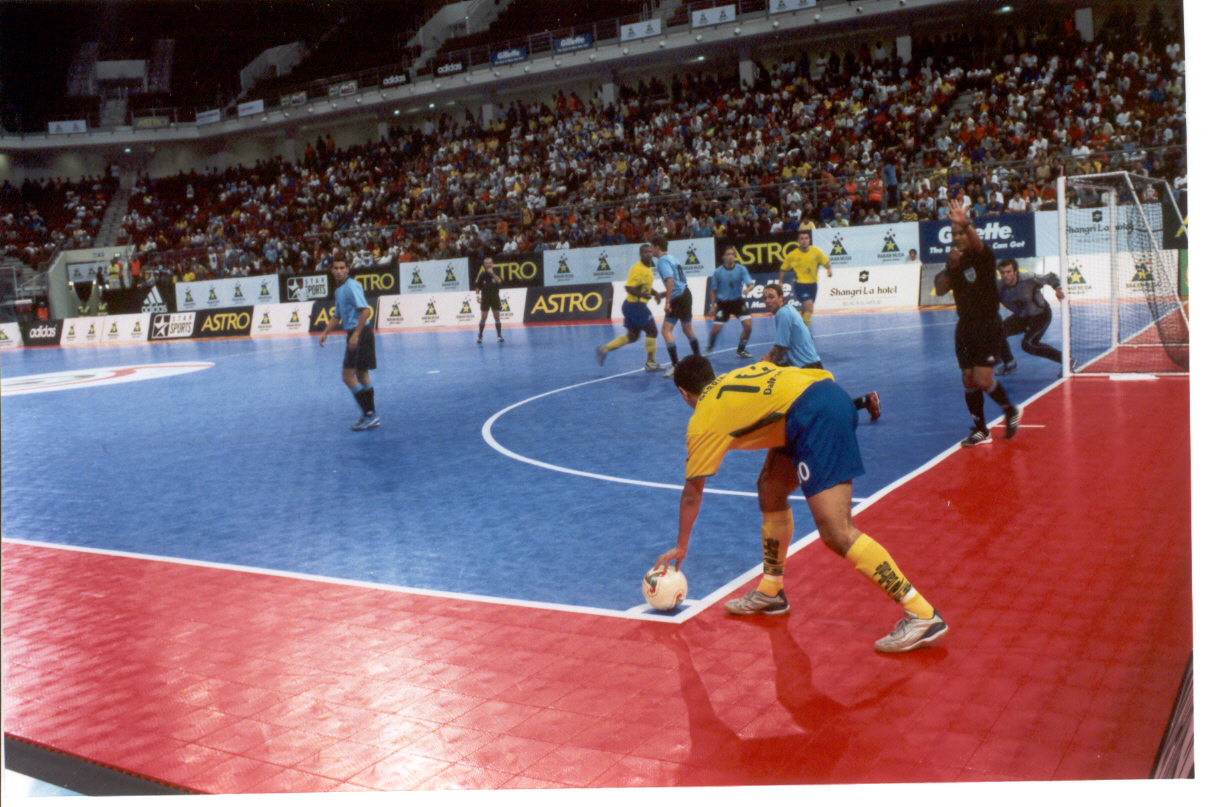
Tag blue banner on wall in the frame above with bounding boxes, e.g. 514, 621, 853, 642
918, 213, 1037, 261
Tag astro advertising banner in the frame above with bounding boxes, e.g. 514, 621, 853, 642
919, 214, 1036, 262
398, 257, 470, 295
542, 239, 714, 287
176, 275, 280, 310
480, 253, 544, 288
524, 283, 613, 324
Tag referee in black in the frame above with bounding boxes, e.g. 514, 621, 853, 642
995, 258, 1067, 374
933, 201, 1020, 447
476, 257, 504, 343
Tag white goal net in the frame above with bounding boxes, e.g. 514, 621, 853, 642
1058, 172, 1188, 375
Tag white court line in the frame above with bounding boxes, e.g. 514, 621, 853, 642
0, 536, 691, 623
480, 360, 802, 500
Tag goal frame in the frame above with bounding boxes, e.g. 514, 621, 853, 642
1057, 171, 1188, 377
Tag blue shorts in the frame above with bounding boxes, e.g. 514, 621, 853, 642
621, 300, 655, 333
792, 282, 819, 305
781, 378, 864, 498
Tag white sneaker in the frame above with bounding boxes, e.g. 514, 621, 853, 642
874, 610, 948, 653
351, 414, 380, 431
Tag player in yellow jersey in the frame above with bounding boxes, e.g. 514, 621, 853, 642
777, 230, 832, 328
654, 355, 947, 653
596, 243, 664, 371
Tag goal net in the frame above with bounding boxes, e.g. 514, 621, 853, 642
1058, 172, 1188, 375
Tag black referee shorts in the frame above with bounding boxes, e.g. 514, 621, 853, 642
954, 316, 1004, 369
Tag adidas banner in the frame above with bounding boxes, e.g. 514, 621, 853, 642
176, 275, 281, 310
524, 283, 613, 324
250, 302, 316, 338
19, 321, 64, 347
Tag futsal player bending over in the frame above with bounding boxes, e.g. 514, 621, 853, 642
319, 251, 379, 430
596, 243, 665, 371
655, 356, 947, 653
934, 201, 1019, 447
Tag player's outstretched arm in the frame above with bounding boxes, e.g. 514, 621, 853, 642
657, 477, 706, 570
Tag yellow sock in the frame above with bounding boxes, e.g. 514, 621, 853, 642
844, 534, 935, 618
801, 309, 812, 327
604, 334, 629, 353
756, 509, 793, 596
644, 336, 657, 363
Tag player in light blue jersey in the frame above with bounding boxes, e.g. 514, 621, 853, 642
652, 234, 700, 378
706, 246, 756, 358
761, 283, 880, 420
319, 250, 379, 430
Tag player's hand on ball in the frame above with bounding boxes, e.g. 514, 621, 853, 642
656, 547, 684, 570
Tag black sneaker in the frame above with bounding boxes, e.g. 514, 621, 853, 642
960, 422, 991, 447
996, 360, 1017, 376
1004, 405, 1021, 439
736, 349, 753, 359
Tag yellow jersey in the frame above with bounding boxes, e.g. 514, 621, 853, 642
781, 244, 830, 283
685, 362, 834, 480
624, 260, 655, 304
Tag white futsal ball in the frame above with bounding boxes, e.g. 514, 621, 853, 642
643, 567, 688, 611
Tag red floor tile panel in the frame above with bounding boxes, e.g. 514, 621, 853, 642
2, 378, 1191, 791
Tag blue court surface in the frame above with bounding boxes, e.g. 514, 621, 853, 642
1, 310, 1061, 615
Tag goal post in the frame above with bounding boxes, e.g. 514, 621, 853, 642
1058, 171, 1189, 375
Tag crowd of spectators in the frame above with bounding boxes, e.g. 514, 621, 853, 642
1, 175, 119, 269
14, 8, 1185, 284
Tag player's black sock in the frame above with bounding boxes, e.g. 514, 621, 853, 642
353, 387, 372, 415
365, 385, 375, 415
689, 338, 700, 356
964, 389, 985, 422
737, 339, 747, 351
853, 394, 868, 410
667, 344, 679, 365
495, 320, 502, 337
478, 322, 485, 338
707, 335, 716, 351
986, 379, 1011, 408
